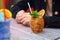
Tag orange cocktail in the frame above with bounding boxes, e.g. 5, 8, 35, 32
30, 9, 45, 34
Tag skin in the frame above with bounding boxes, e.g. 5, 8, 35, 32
46, 0, 53, 16
16, 10, 31, 25
16, 0, 53, 25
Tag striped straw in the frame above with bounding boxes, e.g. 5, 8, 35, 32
27, 2, 32, 14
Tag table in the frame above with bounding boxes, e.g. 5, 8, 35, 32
10, 18, 60, 40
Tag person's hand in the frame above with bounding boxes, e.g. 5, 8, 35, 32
16, 10, 25, 23
16, 10, 31, 25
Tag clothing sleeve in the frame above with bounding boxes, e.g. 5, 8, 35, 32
32, 0, 46, 11
10, 1, 28, 18
44, 16, 60, 28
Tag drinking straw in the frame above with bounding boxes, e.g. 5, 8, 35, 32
27, 2, 32, 14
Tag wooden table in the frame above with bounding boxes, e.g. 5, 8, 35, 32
10, 18, 60, 40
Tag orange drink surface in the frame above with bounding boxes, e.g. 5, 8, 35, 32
30, 9, 45, 34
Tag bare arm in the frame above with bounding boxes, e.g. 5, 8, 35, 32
46, 0, 53, 16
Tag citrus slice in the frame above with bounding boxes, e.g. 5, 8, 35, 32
38, 9, 45, 17
0, 9, 12, 19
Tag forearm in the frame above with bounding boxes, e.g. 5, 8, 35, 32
46, 0, 52, 16
46, 0, 52, 11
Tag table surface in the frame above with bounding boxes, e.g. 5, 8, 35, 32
10, 18, 60, 40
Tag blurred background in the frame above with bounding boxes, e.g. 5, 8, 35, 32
7, 0, 21, 9
7, 0, 60, 17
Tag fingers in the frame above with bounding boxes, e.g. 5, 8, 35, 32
16, 17, 29, 25
21, 18, 29, 24
23, 20, 28, 25
22, 18, 29, 25
16, 10, 25, 17
20, 18, 26, 23
22, 18, 28, 25
17, 10, 25, 15
18, 15, 25, 21
16, 15, 25, 23
16, 10, 25, 22
16, 11, 30, 25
